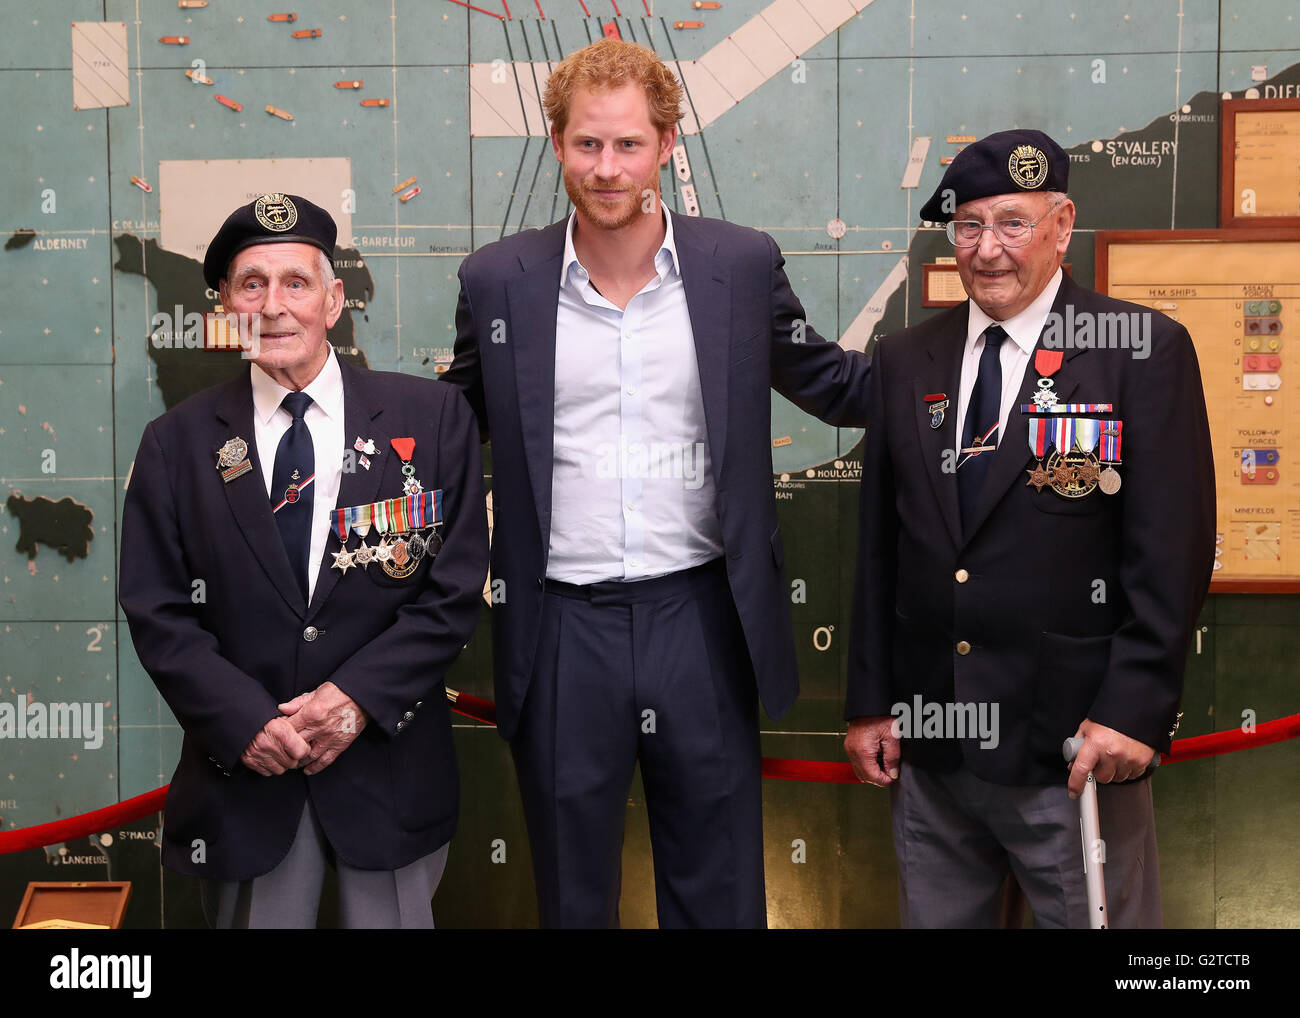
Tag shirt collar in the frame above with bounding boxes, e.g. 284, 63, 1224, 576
561, 204, 680, 287
966, 267, 1064, 357
250, 344, 344, 426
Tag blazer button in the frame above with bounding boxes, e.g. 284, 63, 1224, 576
395, 720, 407, 733
956, 640, 972, 655
403, 711, 415, 721
955, 569, 969, 583
414, 701, 423, 709
302, 626, 319, 642
536, 577, 544, 590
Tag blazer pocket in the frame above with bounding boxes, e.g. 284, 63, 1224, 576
1030, 489, 1107, 516
1029, 630, 1112, 765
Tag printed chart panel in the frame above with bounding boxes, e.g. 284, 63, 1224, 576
1098, 230, 1300, 589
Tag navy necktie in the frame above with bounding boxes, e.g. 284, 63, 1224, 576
271, 391, 315, 600
958, 324, 1007, 534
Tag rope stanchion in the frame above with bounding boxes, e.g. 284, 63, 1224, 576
2, 696, 1296, 854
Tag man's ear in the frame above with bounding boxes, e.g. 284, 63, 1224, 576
1054, 200, 1077, 255
325, 277, 345, 328
218, 279, 229, 308
657, 123, 677, 166
550, 125, 564, 164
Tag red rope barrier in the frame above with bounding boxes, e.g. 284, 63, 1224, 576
2, 702, 1296, 854
0, 787, 167, 855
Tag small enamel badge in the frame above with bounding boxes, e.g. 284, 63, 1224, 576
353, 436, 377, 456
216, 437, 252, 483
923, 393, 948, 430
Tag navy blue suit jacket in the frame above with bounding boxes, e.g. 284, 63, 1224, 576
443, 211, 871, 740
119, 361, 488, 880
846, 274, 1216, 785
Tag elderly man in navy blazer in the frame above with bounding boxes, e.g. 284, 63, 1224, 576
443, 39, 871, 928
119, 194, 488, 928
843, 131, 1215, 927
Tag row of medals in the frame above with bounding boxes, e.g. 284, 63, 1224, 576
1023, 378, 1121, 499
1026, 451, 1121, 498
334, 527, 442, 579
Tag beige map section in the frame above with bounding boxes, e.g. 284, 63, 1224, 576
1106, 237, 1300, 584
157, 158, 353, 262
1233, 111, 1300, 218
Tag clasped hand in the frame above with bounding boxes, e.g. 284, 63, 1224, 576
239, 681, 368, 776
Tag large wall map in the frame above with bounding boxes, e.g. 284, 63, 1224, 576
2, 0, 1299, 928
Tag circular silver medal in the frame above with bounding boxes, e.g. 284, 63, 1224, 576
407, 532, 427, 563
1099, 466, 1122, 495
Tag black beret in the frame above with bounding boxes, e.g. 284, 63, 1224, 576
202, 192, 337, 290
919, 129, 1068, 222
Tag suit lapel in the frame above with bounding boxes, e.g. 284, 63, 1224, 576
306, 361, 387, 618
214, 372, 306, 617
962, 277, 1085, 542
914, 308, 968, 550
508, 224, 564, 551
673, 213, 730, 481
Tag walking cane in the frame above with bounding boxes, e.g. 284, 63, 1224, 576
1062, 736, 1109, 929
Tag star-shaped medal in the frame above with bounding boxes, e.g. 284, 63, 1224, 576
331, 549, 355, 574
1025, 461, 1051, 492
403, 476, 423, 496
1074, 457, 1102, 488
1050, 462, 1078, 487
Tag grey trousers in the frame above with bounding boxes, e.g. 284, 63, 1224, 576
890, 761, 1161, 929
200, 799, 450, 929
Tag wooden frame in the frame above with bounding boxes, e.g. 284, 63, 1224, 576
923, 263, 1071, 308
13, 881, 132, 929
1220, 97, 1300, 228
1096, 228, 1300, 592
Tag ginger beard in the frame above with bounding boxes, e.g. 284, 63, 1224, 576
561, 153, 663, 232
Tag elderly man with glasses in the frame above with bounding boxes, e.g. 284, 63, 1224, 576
842, 130, 1215, 928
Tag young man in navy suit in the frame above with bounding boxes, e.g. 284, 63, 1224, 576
444, 39, 872, 928
120, 194, 488, 928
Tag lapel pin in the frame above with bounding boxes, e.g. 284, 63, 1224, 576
216, 437, 252, 483
353, 436, 377, 456
923, 393, 948, 430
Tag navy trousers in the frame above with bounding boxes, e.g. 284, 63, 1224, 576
510, 558, 766, 928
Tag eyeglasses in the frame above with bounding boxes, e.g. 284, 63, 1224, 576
945, 199, 1066, 248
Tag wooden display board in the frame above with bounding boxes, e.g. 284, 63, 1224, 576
1096, 229, 1300, 592
13, 881, 131, 929
1220, 98, 1300, 227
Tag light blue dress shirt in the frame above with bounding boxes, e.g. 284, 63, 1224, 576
546, 209, 724, 584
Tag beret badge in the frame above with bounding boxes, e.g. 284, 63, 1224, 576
1008, 145, 1049, 190
254, 193, 298, 232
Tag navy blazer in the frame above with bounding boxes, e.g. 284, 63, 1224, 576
443, 210, 871, 740
119, 361, 488, 880
846, 274, 1216, 785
